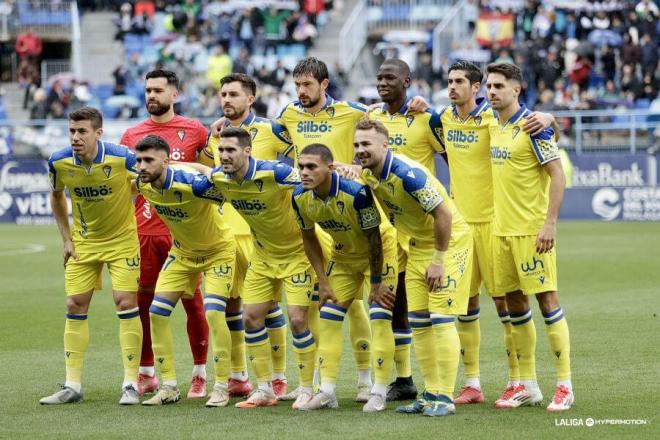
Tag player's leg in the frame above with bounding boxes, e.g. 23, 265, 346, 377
266, 301, 288, 396
180, 279, 209, 398
235, 260, 278, 408
492, 295, 520, 405
455, 293, 484, 404
112, 289, 142, 405
347, 299, 372, 402
202, 252, 236, 407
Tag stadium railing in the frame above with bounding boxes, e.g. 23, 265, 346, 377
431, 0, 471, 71
1, 109, 658, 158
339, 0, 368, 73
365, 0, 457, 35
8, 0, 74, 39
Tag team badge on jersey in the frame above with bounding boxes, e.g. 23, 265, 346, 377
474, 116, 482, 126
254, 179, 263, 192
512, 126, 521, 139
249, 127, 258, 140
103, 165, 112, 178
406, 115, 414, 127
177, 130, 185, 141
336, 200, 345, 214
326, 107, 335, 118
173, 190, 183, 203
67, 169, 75, 178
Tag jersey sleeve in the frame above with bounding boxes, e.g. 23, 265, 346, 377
202, 134, 217, 162
346, 101, 368, 122
427, 109, 445, 153
353, 185, 381, 230
195, 122, 209, 153
191, 170, 226, 205
47, 157, 64, 191
273, 162, 301, 188
269, 121, 293, 155
124, 149, 138, 175
529, 127, 559, 165
291, 188, 315, 230
402, 167, 444, 213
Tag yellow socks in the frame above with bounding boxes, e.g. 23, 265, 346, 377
318, 304, 347, 387
348, 300, 371, 372
510, 309, 537, 381
292, 329, 316, 388
204, 295, 231, 384
226, 310, 247, 376
369, 305, 394, 386
244, 326, 272, 385
457, 307, 480, 381
265, 306, 287, 377
149, 296, 177, 384
117, 307, 142, 386
64, 313, 89, 387
499, 311, 520, 383
543, 307, 571, 382
409, 312, 441, 394
432, 315, 460, 398
393, 329, 413, 378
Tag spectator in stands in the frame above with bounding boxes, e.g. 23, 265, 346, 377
29, 88, 48, 122
47, 80, 69, 114
621, 32, 641, 67
232, 47, 255, 76
206, 44, 232, 89
636, 0, 659, 18
303, 0, 325, 26
569, 55, 592, 91
112, 64, 130, 95
600, 45, 617, 82
620, 64, 643, 96
213, 12, 234, 50
537, 48, 563, 90
291, 13, 318, 48
114, 2, 134, 41
134, 0, 155, 18
15, 29, 43, 60
261, 7, 291, 54
639, 33, 658, 75
235, 8, 260, 54
131, 11, 153, 35
17, 56, 40, 110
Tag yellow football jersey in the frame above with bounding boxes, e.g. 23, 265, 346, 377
137, 165, 234, 256
489, 105, 560, 236
48, 141, 138, 252
193, 158, 305, 261
440, 98, 495, 222
362, 152, 469, 249
292, 172, 389, 263
276, 95, 367, 164
369, 99, 444, 174
202, 112, 294, 236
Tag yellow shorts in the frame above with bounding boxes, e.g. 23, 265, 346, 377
493, 235, 557, 296
405, 230, 473, 315
397, 230, 409, 272
230, 234, 253, 299
326, 231, 398, 303
243, 257, 313, 307
65, 244, 140, 296
155, 249, 235, 298
468, 222, 498, 297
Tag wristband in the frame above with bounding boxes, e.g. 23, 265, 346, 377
370, 275, 382, 284
431, 250, 446, 265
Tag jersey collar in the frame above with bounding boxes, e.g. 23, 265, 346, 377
312, 171, 339, 200
244, 156, 257, 180
161, 167, 175, 190
297, 94, 336, 114
228, 112, 256, 128
380, 150, 394, 181
382, 97, 410, 115
451, 97, 489, 121
73, 140, 105, 166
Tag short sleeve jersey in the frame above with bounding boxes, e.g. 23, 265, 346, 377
48, 141, 138, 252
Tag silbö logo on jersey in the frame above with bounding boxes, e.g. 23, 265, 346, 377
490, 146, 512, 162
73, 185, 113, 200
297, 121, 332, 137
446, 129, 479, 145
155, 205, 189, 220
388, 133, 407, 148
231, 199, 266, 214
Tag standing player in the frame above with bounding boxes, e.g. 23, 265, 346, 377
200, 73, 294, 397
485, 63, 573, 411
291, 144, 397, 413
367, 59, 445, 401
133, 135, 235, 407
194, 128, 316, 410
120, 70, 209, 398
355, 119, 473, 417
41, 107, 142, 405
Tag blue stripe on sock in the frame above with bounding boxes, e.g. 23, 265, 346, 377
66, 313, 88, 320
204, 303, 226, 312
431, 316, 455, 325
395, 337, 412, 346
149, 305, 172, 317
511, 315, 533, 326
465, 307, 480, 316
245, 327, 268, 344
498, 311, 510, 318
510, 309, 531, 319
320, 312, 345, 322
117, 311, 139, 319
265, 315, 286, 329
322, 303, 347, 313
153, 296, 176, 307
542, 307, 562, 319
369, 312, 393, 321
545, 314, 564, 325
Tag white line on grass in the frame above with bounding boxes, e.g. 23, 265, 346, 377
0, 243, 46, 257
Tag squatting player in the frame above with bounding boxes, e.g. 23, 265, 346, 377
194, 128, 316, 410
120, 69, 209, 398
133, 135, 235, 408
485, 63, 573, 411
356, 119, 473, 417
200, 73, 294, 397
291, 144, 397, 413
41, 107, 142, 405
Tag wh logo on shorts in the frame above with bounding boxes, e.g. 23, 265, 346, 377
521, 257, 544, 273
125, 257, 140, 268
291, 272, 311, 285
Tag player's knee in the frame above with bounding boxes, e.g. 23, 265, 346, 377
492, 296, 508, 314
225, 296, 242, 314
468, 294, 480, 310
504, 290, 528, 313
535, 291, 560, 314
66, 295, 91, 314
114, 293, 138, 311
243, 308, 265, 330
287, 313, 307, 334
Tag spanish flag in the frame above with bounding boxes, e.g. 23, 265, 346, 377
476, 12, 514, 47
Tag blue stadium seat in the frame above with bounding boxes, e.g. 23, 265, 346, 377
94, 84, 114, 101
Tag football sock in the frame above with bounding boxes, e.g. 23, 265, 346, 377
244, 326, 272, 385
226, 310, 247, 375
510, 308, 537, 381
457, 307, 480, 381
393, 329, 413, 378
64, 313, 89, 388
137, 289, 154, 366
499, 311, 520, 382
558, 379, 573, 391
139, 366, 155, 376
409, 312, 441, 394
371, 383, 387, 398
292, 329, 316, 388
369, 304, 394, 386
542, 307, 572, 382
181, 288, 209, 366
348, 299, 371, 371
150, 296, 177, 384
318, 304, 347, 387
308, 292, 320, 343
204, 294, 230, 384
465, 377, 481, 389
265, 306, 287, 376
117, 307, 142, 387
191, 364, 206, 379
432, 314, 460, 397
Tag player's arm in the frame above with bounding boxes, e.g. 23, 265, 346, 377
198, 132, 216, 166
427, 108, 448, 163
537, 159, 565, 254
301, 228, 336, 306
524, 112, 561, 141
191, 170, 226, 205
175, 161, 212, 175
426, 202, 452, 291
50, 189, 77, 267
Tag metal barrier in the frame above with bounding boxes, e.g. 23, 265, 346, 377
339, 0, 368, 73
366, 0, 456, 34
40, 59, 71, 82
8, 0, 74, 40
431, 0, 469, 71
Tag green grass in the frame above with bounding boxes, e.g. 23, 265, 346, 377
0, 222, 658, 439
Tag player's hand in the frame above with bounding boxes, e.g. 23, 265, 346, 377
318, 281, 338, 307
63, 239, 78, 267
425, 262, 445, 291
536, 221, 557, 254
407, 96, 430, 113
368, 283, 395, 309
210, 117, 227, 137
523, 112, 553, 136
366, 102, 383, 115
335, 163, 362, 179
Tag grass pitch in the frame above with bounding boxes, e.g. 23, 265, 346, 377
0, 222, 658, 439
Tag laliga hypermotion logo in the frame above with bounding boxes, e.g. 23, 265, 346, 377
592, 188, 621, 221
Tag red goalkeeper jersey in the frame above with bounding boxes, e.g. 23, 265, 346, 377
121, 114, 208, 236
